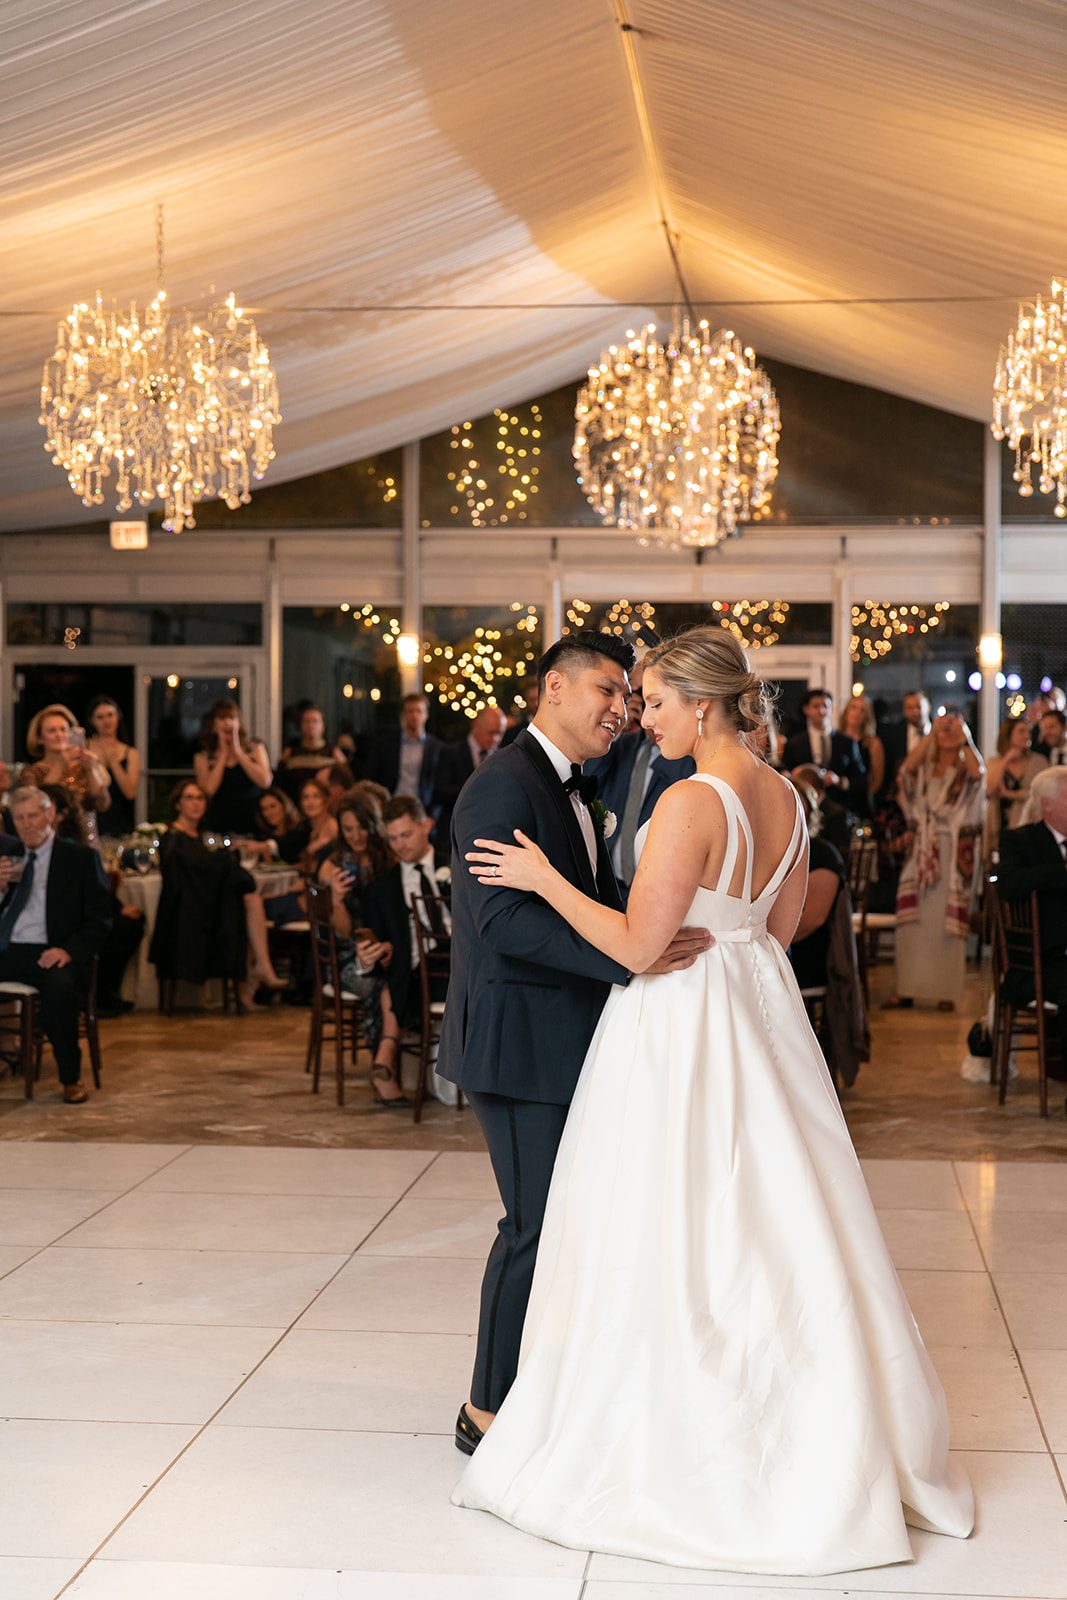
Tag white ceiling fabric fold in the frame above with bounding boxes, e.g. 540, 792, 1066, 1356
0, 0, 1062, 530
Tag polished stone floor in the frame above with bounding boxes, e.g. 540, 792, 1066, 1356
1, 965, 1065, 1159
0, 1143, 1065, 1600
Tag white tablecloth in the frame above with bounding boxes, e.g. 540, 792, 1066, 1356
117, 864, 301, 1009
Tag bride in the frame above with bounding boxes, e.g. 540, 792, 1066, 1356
451, 627, 974, 1576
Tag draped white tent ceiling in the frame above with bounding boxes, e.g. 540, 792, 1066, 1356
2, 0, 1064, 530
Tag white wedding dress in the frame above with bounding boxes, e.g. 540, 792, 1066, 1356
452, 775, 974, 1575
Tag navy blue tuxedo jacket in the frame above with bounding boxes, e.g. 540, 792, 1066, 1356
436, 730, 629, 1104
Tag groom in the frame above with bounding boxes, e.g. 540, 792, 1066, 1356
437, 631, 713, 1454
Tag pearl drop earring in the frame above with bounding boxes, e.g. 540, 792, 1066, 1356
696, 708, 704, 739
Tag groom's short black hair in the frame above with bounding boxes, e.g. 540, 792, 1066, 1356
537, 630, 637, 692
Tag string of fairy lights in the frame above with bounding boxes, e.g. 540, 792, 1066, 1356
446, 404, 544, 526
563, 598, 790, 650
850, 601, 950, 663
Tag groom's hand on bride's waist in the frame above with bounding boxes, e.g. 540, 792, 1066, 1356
643, 927, 715, 976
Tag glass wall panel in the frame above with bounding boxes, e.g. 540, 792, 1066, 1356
420, 604, 542, 734
191, 449, 403, 529
6, 603, 262, 649
144, 672, 251, 822
281, 605, 402, 765
1001, 604, 1067, 708
849, 602, 981, 731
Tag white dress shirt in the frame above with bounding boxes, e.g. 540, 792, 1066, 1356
11, 827, 56, 946
397, 733, 425, 797
528, 724, 598, 873
399, 847, 450, 963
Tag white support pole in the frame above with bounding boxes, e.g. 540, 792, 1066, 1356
401, 440, 421, 695
980, 432, 1003, 756
266, 541, 282, 761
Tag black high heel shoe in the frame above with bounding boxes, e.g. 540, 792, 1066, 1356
370, 1064, 411, 1108
455, 1404, 484, 1456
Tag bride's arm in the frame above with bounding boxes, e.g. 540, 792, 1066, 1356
468, 782, 718, 973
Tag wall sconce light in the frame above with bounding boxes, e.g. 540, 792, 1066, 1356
977, 632, 1003, 672
396, 633, 420, 667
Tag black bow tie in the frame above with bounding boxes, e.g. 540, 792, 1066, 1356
563, 764, 598, 805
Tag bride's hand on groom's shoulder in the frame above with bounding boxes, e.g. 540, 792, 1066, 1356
466, 830, 550, 893
644, 926, 715, 976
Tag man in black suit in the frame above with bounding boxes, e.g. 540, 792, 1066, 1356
997, 766, 1067, 1076
783, 689, 869, 814
881, 690, 932, 797
1034, 708, 1067, 767
361, 694, 444, 813
437, 632, 713, 1455
432, 705, 508, 856
0, 787, 112, 1102
358, 794, 449, 1106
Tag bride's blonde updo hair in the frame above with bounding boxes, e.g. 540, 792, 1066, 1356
642, 626, 773, 734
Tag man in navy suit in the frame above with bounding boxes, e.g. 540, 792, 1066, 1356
362, 693, 443, 814
437, 632, 713, 1456
431, 705, 508, 857
880, 690, 931, 798
0, 787, 112, 1102
783, 688, 869, 815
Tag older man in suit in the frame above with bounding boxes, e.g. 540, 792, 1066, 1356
997, 765, 1067, 1078
362, 693, 444, 812
432, 705, 508, 855
0, 787, 112, 1102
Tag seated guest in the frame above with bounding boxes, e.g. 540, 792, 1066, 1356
193, 698, 273, 838
348, 780, 390, 821
996, 765, 1067, 1079
984, 717, 1048, 863
881, 690, 932, 796
41, 786, 145, 1017
840, 694, 885, 801
363, 693, 443, 809
783, 688, 869, 815
274, 705, 345, 802
320, 796, 394, 1057
255, 777, 339, 930
787, 782, 868, 1087
501, 676, 541, 746
433, 707, 508, 856
24, 703, 112, 847
0, 787, 112, 1102
1036, 707, 1067, 767
249, 787, 302, 847
359, 795, 450, 1106
86, 696, 141, 837
588, 723, 694, 891
316, 762, 356, 813
149, 780, 285, 1007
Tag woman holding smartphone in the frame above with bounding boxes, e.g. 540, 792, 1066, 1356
24, 703, 111, 848
320, 796, 404, 1102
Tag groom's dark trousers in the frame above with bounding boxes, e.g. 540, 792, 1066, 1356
436, 730, 629, 1412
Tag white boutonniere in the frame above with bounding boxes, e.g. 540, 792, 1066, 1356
434, 865, 452, 887
590, 800, 617, 838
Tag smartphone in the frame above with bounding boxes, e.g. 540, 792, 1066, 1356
67, 727, 86, 750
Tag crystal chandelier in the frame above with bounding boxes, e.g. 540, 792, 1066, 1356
39, 205, 280, 533
573, 318, 780, 550
991, 276, 1067, 518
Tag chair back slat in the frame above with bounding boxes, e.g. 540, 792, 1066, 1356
847, 837, 878, 904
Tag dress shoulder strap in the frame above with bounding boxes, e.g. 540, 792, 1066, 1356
684, 773, 753, 898
759, 782, 808, 902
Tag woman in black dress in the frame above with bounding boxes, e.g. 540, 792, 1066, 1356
86, 696, 141, 836
193, 698, 273, 837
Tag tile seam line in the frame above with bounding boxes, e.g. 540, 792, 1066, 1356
951, 1157, 1067, 1506
50, 1149, 446, 1599
0, 1145, 195, 1281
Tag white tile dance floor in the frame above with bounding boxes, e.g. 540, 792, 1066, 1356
0, 1143, 1065, 1600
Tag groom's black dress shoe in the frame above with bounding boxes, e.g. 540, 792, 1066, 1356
455, 1404, 484, 1456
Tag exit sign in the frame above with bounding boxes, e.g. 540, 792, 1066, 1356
110, 520, 148, 550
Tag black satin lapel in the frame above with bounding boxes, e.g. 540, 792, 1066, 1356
514, 731, 598, 896
595, 827, 623, 909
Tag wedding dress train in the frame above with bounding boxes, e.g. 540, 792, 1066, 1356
452, 775, 974, 1575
